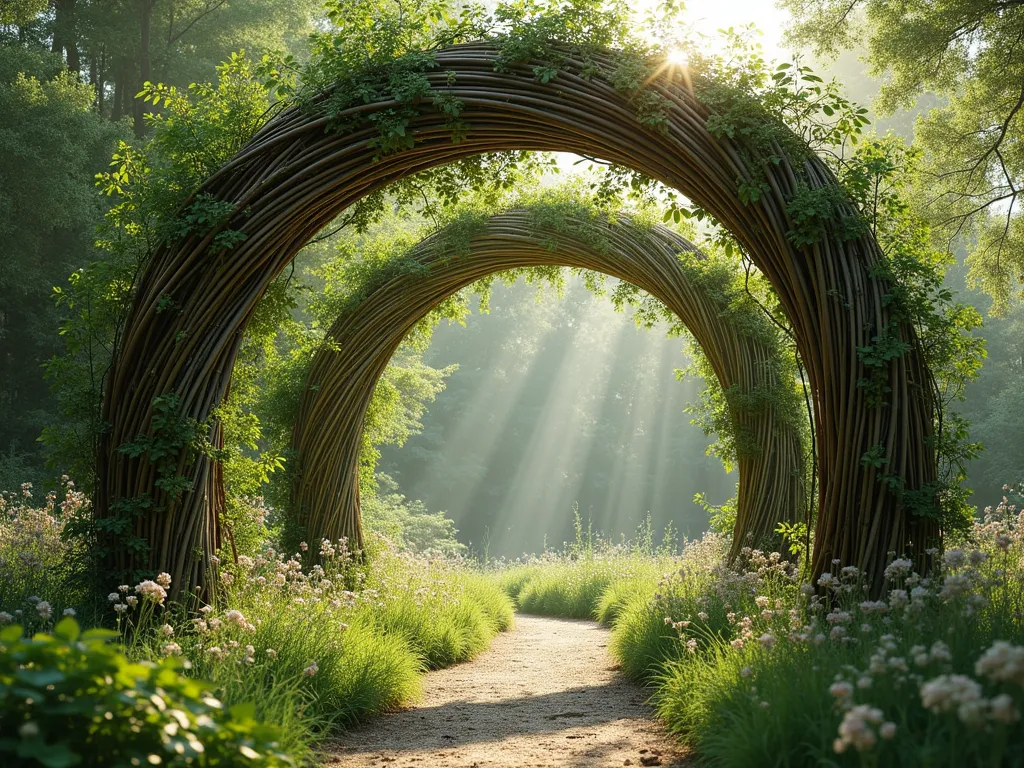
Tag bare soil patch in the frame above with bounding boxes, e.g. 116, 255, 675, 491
324, 614, 691, 767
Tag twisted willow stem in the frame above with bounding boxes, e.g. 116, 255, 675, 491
96, 43, 937, 596
290, 211, 806, 558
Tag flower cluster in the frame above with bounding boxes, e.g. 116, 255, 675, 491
654, 489, 1024, 762
0, 476, 88, 621
833, 704, 895, 753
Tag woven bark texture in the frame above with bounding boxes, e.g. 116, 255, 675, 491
95, 43, 936, 593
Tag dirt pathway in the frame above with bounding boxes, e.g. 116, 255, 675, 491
324, 614, 691, 768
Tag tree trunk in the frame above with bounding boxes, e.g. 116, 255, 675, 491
51, 0, 79, 75
90, 53, 104, 114
111, 62, 125, 121
134, 0, 155, 137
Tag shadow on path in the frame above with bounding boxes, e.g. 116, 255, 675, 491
325, 614, 690, 767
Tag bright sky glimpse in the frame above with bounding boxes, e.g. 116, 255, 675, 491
674, 0, 791, 60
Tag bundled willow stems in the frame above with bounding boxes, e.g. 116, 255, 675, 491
290, 210, 806, 557
95, 43, 936, 596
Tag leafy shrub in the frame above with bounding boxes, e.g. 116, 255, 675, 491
0, 618, 292, 768
361, 474, 467, 557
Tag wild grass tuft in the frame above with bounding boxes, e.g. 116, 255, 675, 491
0, 493, 513, 764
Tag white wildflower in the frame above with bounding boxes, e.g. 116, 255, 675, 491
920, 674, 984, 714
975, 641, 1024, 686
835, 705, 884, 753
18, 721, 39, 738
989, 693, 1020, 725
134, 580, 167, 605
942, 549, 966, 570
883, 558, 913, 581
829, 681, 854, 700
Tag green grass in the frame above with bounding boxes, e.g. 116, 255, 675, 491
0, 510, 514, 765
607, 583, 685, 682
489, 515, 1024, 766
193, 541, 516, 758
499, 554, 669, 620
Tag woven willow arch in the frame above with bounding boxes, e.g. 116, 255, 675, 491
97, 43, 937, 594
290, 210, 805, 557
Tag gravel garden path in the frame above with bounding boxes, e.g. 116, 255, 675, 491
324, 614, 691, 767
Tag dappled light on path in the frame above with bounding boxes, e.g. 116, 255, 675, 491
326, 615, 690, 767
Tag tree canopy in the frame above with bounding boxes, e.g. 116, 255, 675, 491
783, 0, 1024, 311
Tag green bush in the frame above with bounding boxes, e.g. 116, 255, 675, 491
0, 618, 292, 768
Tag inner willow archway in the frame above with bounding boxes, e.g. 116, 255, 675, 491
290, 209, 806, 558
97, 42, 937, 594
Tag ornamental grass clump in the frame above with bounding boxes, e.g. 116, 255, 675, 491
103, 530, 512, 752
357, 537, 513, 668
498, 534, 678, 620
647, 490, 1024, 766
608, 532, 731, 681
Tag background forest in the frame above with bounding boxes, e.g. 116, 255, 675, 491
4, 0, 1022, 555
